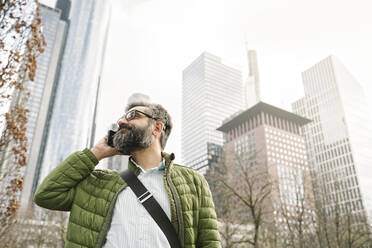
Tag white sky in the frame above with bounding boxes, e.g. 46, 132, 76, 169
40, 0, 372, 164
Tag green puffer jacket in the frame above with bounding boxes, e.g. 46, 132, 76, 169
34, 149, 221, 248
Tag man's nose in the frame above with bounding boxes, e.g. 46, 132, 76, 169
117, 117, 129, 127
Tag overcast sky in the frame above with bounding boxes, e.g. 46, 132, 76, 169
40, 0, 372, 164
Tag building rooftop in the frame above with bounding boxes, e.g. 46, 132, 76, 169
217, 101, 311, 132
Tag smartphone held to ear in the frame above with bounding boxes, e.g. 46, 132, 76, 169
107, 130, 116, 147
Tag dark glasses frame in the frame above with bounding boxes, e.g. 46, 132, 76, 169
116, 109, 167, 131
117, 109, 156, 123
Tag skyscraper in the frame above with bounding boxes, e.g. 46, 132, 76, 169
244, 49, 261, 108
292, 55, 372, 223
182, 52, 244, 173
19, 4, 68, 209
55, 0, 71, 22
217, 101, 315, 239
36, 0, 111, 186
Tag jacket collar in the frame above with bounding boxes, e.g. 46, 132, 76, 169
127, 152, 176, 176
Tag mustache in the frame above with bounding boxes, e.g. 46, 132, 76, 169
118, 124, 133, 130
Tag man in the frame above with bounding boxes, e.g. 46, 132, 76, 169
34, 102, 221, 248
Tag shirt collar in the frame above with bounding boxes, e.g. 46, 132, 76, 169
129, 157, 165, 174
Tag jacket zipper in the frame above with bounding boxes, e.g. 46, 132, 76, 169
95, 182, 127, 248
166, 166, 185, 248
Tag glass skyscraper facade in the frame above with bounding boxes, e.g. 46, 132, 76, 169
19, 4, 68, 208
37, 0, 110, 183
182, 52, 244, 173
24, 5, 64, 157
292, 56, 372, 223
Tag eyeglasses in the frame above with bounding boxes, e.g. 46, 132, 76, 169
116, 109, 167, 131
117, 109, 156, 123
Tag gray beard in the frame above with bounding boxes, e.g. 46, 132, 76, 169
113, 123, 153, 155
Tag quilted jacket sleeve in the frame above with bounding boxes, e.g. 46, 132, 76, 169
34, 149, 98, 211
196, 174, 222, 248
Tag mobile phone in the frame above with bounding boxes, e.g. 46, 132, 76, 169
107, 130, 116, 147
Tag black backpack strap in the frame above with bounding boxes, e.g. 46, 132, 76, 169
120, 169, 182, 248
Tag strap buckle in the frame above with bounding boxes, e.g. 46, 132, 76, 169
138, 191, 152, 203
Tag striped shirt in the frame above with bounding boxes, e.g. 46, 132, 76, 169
103, 158, 171, 248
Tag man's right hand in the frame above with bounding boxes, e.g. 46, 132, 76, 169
90, 135, 121, 161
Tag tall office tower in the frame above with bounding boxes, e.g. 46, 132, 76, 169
55, 0, 71, 22
217, 101, 315, 237
292, 55, 372, 223
36, 0, 111, 186
245, 50, 261, 108
182, 52, 245, 173
15, 4, 68, 210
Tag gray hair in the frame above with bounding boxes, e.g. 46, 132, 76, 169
125, 101, 173, 150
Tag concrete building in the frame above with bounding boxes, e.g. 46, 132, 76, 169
292, 55, 372, 223
182, 52, 244, 173
217, 101, 315, 234
19, 4, 68, 210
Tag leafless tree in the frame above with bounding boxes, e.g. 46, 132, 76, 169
310, 176, 372, 248
206, 151, 272, 248
206, 147, 372, 248
206, 157, 254, 248
278, 168, 316, 248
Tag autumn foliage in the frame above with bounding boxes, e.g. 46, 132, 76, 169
0, 0, 45, 240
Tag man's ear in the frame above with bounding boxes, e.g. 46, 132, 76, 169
153, 121, 164, 137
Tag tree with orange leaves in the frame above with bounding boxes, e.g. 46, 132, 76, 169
0, 0, 45, 240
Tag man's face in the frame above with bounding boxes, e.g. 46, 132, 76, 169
113, 106, 154, 155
